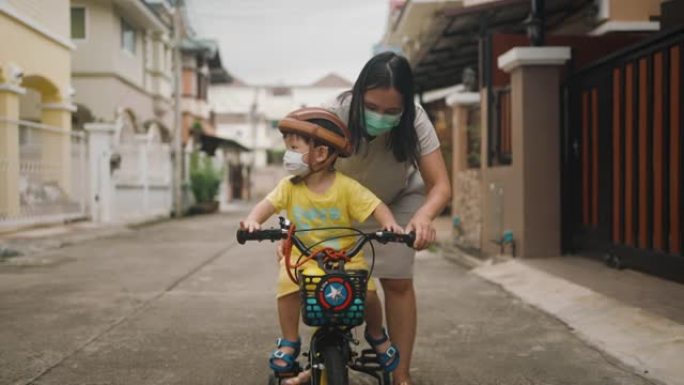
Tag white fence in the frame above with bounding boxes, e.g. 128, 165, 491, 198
113, 138, 172, 222
86, 118, 174, 224
0, 119, 89, 229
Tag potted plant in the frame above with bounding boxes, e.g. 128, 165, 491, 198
188, 150, 223, 214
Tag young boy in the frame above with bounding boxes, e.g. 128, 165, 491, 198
240, 107, 401, 383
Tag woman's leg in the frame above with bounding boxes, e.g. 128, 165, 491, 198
381, 278, 416, 385
364, 290, 396, 361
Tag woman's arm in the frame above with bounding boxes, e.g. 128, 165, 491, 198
405, 148, 451, 249
240, 199, 277, 232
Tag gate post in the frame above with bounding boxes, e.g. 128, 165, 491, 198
0, 82, 25, 219
497, 46, 571, 257
85, 123, 116, 223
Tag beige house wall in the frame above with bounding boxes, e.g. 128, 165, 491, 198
71, 1, 145, 89
72, 76, 161, 126
0, 12, 71, 101
6, 0, 70, 40
70, 0, 172, 128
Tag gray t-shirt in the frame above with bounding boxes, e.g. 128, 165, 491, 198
322, 95, 441, 205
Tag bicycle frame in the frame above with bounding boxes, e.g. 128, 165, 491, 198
237, 217, 414, 385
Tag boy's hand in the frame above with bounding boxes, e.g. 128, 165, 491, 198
239, 220, 261, 233
382, 222, 404, 234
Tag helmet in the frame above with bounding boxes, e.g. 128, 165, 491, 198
277, 107, 353, 158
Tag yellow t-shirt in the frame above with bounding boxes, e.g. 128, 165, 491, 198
266, 171, 381, 297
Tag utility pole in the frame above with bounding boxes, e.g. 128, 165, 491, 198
172, 0, 183, 217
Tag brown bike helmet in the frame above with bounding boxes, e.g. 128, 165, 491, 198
277, 107, 353, 158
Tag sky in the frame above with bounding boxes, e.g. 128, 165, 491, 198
185, 0, 390, 86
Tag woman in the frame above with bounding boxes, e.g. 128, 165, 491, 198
281, 52, 449, 385
331, 51, 450, 385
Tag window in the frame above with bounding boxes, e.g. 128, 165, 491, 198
121, 18, 136, 54
71, 7, 86, 39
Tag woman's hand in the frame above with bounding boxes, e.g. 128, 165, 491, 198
239, 220, 261, 233
405, 213, 436, 250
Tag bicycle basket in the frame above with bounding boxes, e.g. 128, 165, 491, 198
299, 270, 368, 327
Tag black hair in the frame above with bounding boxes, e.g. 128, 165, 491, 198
341, 51, 419, 166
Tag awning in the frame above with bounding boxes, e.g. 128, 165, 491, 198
412, 0, 593, 91
200, 133, 251, 156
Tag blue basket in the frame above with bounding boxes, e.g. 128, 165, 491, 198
299, 270, 368, 327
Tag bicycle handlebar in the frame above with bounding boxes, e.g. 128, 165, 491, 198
236, 226, 415, 258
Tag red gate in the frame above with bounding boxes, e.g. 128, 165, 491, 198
562, 26, 684, 282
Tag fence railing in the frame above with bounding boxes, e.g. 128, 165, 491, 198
0, 119, 89, 229
491, 87, 512, 165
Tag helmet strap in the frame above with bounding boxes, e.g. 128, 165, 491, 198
290, 142, 338, 184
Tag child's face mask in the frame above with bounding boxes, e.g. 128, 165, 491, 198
364, 108, 402, 136
283, 150, 310, 176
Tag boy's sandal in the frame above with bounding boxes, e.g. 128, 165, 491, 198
364, 328, 400, 372
269, 337, 302, 373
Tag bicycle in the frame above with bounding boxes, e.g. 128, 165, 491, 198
236, 216, 415, 385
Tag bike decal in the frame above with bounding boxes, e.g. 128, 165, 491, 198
317, 276, 353, 311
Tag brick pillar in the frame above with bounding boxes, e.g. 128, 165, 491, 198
497, 47, 571, 257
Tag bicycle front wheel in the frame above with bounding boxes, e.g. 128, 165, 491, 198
319, 343, 349, 385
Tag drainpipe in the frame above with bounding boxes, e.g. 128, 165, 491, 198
526, 0, 545, 46
172, 1, 184, 217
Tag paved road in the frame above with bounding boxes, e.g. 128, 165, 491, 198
0, 214, 654, 385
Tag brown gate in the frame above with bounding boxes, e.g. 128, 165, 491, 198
562, 26, 684, 282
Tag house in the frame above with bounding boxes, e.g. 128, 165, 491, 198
180, 36, 250, 204
209, 73, 353, 169
0, 0, 78, 229
70, 0, 174, 133
380, 0, 684, 282
209, 73, 352, 200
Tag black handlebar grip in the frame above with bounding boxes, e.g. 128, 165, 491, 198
236, 229, 285, 244
236, 229, 251, 244
405, 231, 416, 247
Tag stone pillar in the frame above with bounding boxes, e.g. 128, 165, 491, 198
497, 47, 571, 257
446, 92, 481, 211
0, 83, 25, 219
40, 102, 75, 195
85, 123, 116, 223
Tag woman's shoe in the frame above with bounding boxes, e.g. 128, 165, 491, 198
364, 328, 400, 372
269, 337, 301, 373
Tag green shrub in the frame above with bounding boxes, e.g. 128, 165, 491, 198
189, 151, 223, 203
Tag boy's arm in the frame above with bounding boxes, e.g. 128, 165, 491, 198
241, 199, 277, 232
372, 202, 403, 233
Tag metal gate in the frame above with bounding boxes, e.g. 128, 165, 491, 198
562, 26, 684, 282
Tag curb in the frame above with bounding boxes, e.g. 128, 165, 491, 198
473, 260, 682, 385
0, 214, 175, 260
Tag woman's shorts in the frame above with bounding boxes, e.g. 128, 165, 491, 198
358, 188, 426, 280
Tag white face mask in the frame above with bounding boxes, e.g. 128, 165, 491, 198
283, 150, 310, 176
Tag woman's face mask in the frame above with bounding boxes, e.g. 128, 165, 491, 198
282, 150, 310, 176
364, 108, 402, 136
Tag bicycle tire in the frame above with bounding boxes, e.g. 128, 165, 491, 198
320, 343, 349, 385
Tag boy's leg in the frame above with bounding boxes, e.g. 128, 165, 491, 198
364, 290, 397, 365
273, 293, 300, 368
